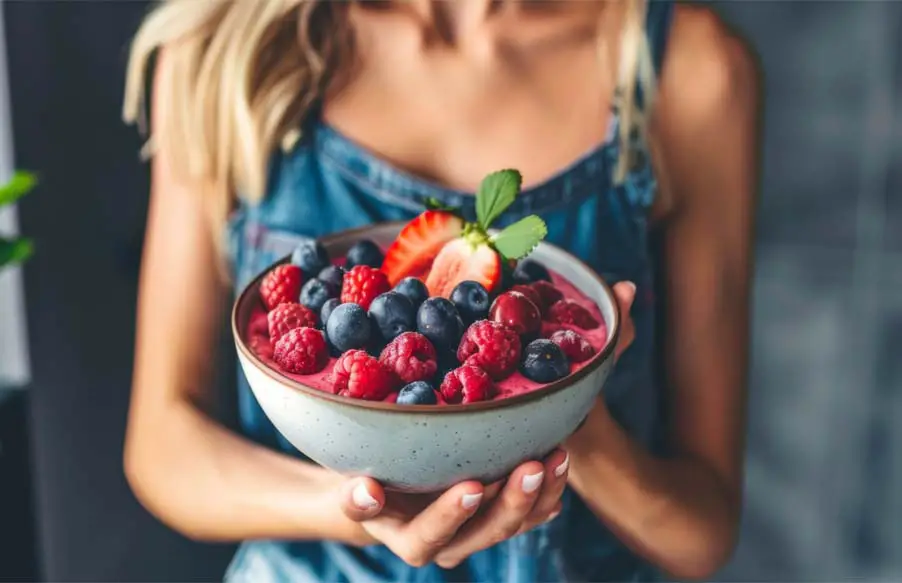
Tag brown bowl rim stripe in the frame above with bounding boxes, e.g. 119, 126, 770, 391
231, 222, 621, 414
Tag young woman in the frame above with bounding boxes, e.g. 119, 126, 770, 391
122, 1, 759, 581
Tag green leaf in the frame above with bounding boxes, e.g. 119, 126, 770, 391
0, 171, 37, 207
424, 197, 460, 215
490, 215, 547, 260
475, 169, 522, 230
0, 236, 34, 267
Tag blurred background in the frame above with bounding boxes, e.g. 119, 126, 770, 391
0, 1, 899, 581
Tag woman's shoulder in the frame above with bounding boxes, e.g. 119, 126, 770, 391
659, 5, 761, 120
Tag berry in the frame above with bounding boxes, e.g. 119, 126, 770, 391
396, 381, 438, 405
530, 280, 564, 311
450, 281, 491, 324
260, 264, 302, 311
382, 210, 465, 285
369, 291, 417, 343
320, 298, 341, 329
345, 239, 384, 269
509, 284, 542, 311
317, 265, 345, 290
520, 339, 570, 383
291, 240, 330, 277
513, 259, 551, 285
456, 321, 521, 380
549, 329, 596, 362
267, 302, 317, 343
440, 365, 494, 404
379, 331, 438, 384
341, 265, 390, 310
426, 238, 501, 298
393, 277, 429, 308
547, 299, 601, 330
248, 334, 273, 361
489, 291, 541, 338
332, 350, 398, 400
273, 327, 329, 374
325, 302, 372, 352
299, 278, 339, 315
416, 297, 465, 353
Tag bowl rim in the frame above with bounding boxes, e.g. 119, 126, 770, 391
231, 221, 621, 414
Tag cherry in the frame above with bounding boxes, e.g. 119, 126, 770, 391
489, 291, 541, 339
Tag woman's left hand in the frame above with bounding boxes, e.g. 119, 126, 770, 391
611, 281, 638, 362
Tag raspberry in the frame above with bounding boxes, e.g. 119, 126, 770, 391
530, 280, 564, 311
510, 285, 543, 311
379, 332, 438, 384
547, 299, 600, 330
456, 321, 521, 380
267, 302, 318, 343
440, 365, 494, 404
273, 327, 329, 374
341, 265, 390, 310
549, 329, 596, 362
332, 350, 399, 400
248, 334, 273, 361
260, 264, 303, 311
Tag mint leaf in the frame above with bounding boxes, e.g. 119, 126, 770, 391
0, 237, 34, 267
476, 169, 521, 230
424, 197, 460, 214
0, 171, 37, 207
491, 216, 547, 260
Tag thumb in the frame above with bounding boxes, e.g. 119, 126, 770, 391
339, 477, 385, 522
612, 281, 636, 361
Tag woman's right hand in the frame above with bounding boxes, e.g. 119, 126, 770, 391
337, 448, 569, 568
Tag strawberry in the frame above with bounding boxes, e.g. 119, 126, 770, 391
405, 170, 548, 298
381, 210, 464, 286
426, 238, 501, 298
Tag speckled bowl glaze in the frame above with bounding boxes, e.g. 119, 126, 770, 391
233, 222, 620, 492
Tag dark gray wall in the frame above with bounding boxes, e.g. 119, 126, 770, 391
5, 1, 900, 581
716, 2, 902, 580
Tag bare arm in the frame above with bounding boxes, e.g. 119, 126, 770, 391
124, 53, 365, 544
565, 8, 760, 580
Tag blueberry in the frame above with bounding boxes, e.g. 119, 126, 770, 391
368, 292, 416, 343
417, 297, 465, 353
317, 265, 345, 290
291, 240, 330, 277
320, 298, 341, 329
450, 281, 490, 324
397, 381, 438, 405
520, 339, 570, 383
393, 277, 429, 308
513, 260, 552, 285
326, 303, 372, 352
299, 278, 338, 314
345, 240, 384, 269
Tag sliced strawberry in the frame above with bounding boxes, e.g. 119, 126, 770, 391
382, 211, 464, 286
425, 238, 501, 298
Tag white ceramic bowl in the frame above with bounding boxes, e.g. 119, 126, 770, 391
232, 222, 620, 492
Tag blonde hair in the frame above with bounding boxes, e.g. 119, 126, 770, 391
123, 0, 655, 229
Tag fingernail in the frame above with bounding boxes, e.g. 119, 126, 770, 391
623, 281, 637, 295
461, 492, 483, 510
546, 510, 560, 523
522, 471, 544, 494
554, 454, 569, 478
352, 483, 379, 510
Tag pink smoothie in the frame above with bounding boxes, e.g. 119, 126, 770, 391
244, 270, 609, 402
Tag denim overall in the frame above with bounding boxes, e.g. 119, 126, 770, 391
224, 4, 673, 581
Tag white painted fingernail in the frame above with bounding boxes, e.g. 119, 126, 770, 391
352, 483, 379, 509
546, 510, 561, 523
554, 454, 570, 478
622, 281, 637, 294
522, 471, 544, 494
461, 492, 483, 510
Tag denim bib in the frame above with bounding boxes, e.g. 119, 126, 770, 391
225, 4, 673, 581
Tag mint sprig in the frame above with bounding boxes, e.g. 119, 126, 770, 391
491, 215, 547, 260
475, 169, 521, 230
